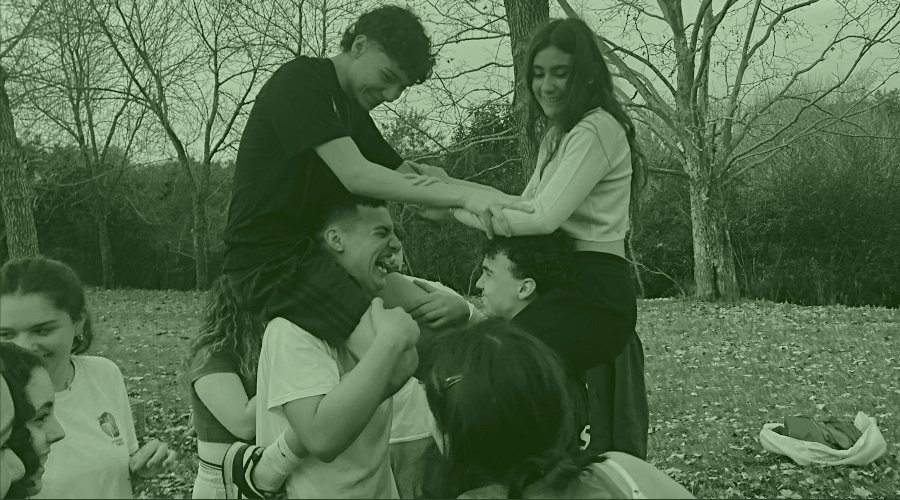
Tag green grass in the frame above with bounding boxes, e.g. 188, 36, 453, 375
83, 288, 899, 499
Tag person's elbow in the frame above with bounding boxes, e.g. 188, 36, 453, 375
220, 416, 256, 442
289, 421, 345, 463
305, 440, 341, 463
341, 173, 365, 195
232, 423, 256, 442
508, 216, 559, 236
309, 445, 340, 464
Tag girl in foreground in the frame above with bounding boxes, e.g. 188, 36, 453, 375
0, 257, 176, 498
423, 319, 693, 499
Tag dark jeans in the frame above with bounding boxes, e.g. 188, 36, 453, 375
573, 252, 649, 459
225, 238, 369, 346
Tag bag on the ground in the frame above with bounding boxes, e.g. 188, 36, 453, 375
759, 411, 886, 466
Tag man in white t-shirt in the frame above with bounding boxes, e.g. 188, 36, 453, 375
253, 195, 421, 499
380, 250, 481, 498
223, 196, 482, 499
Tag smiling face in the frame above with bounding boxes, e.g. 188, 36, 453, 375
0, 294, 81, 379
325, 205, 402, 295
7, 367, 65, 498
347, 36, 413, 111
475, 252, 536, 321
1, 376, 26, 498
530, 45, 574, 119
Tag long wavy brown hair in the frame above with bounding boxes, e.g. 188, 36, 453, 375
185, 276, 264, 383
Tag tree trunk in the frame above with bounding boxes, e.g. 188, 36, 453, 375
192, 193, 210, 289
0, 65, 40, 258
92, 194, 115, 287
688, 170, 740, 301
503, 0, 548, 189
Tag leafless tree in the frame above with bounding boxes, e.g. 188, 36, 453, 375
20, 0, 146, 286
0, 0, 50, 258
559, 0, 900, 300
231, 0, 364, 62
91, 0, 266, 288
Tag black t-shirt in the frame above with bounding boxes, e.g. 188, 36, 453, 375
223, 56, 403, 271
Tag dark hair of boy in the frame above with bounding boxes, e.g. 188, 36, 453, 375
481, 230, 575, 293
314, 193, 388, 235
0, 257, 93, 354
340, 5, 436, 84
0, 343, 45, 493
525, 18, 646, 218
422, 319, 620, 498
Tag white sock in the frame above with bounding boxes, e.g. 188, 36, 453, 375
253, 432, 303, 491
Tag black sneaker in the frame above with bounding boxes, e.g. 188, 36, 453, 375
222, 442, 277, 499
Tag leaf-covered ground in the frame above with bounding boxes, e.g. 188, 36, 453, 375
83, 289, 899, 499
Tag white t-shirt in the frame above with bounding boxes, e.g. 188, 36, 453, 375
35, 356, 138, 499
389, 378, 431, 444
389, 275, 470, 445
256, 317, 398, 499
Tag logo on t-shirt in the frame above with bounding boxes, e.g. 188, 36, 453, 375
580, 424, 592, 450
98, 412, 124, 445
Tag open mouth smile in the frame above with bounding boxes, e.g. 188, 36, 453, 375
374, 253, 401, 275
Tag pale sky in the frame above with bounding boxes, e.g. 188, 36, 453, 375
389, 0, 899, 133
11, 0, 899, 163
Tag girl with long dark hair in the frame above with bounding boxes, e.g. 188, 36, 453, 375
423, 320, 690, 499
417, 17, 650, 458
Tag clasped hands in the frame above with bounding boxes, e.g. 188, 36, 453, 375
403, 160, 533, 238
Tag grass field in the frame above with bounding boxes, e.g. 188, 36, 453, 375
83, 288, 899, 499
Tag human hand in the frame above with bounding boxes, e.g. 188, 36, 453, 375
182, 412, 196, 438
408, 203, 452, 222
387, 348, 419, 397
407, 280, 471, 329
403, 173, 443, 186
346, 307, 377, 361
370, 297, 420, 351
462, 190, 534, 238
406, 161, 452, 183
129, 439, 177, 479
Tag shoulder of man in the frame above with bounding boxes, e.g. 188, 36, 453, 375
263, 317, 332, 353
265, 55, 333, 91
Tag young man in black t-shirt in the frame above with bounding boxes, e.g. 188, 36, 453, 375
223, 5, 532, 351
220, 7, 533, 497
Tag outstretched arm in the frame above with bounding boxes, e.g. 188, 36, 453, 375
317, 138, 534, 238
452, 124, 617, 235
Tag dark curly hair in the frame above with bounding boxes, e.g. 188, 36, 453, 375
0, 343, 46, 497
340, 5, 435, 84
481, 230, 575, 294
0, 256, 93, 354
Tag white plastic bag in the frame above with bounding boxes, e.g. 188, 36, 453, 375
759, 411, 887, 466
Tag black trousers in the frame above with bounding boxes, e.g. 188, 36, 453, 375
225, 238, 369, 346
574, 252, 649, 459
511, 251, 649, 458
